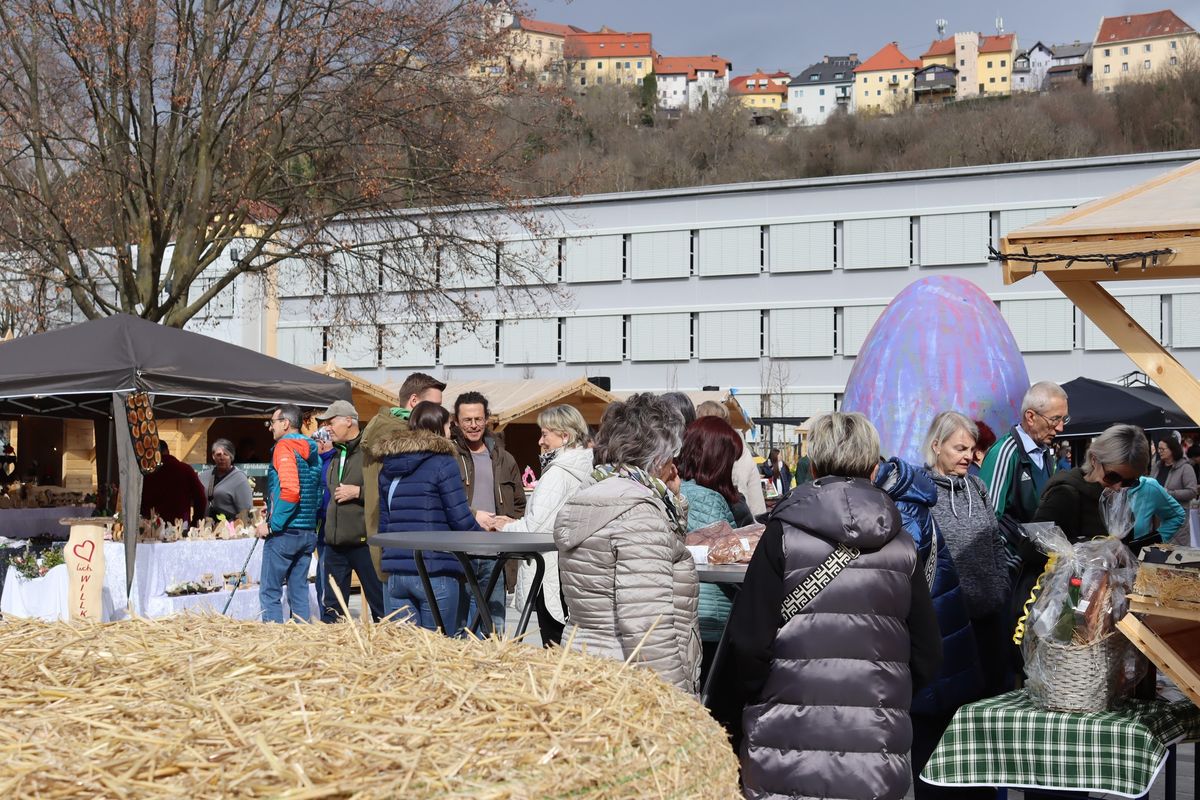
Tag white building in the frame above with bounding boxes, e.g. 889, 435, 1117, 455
46, 151, 1200, 445
654, 55, 732, 111
787, 54, 858, 125
1014, 42, 1054, 91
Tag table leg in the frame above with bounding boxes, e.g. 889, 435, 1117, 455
513, 553, 545, 638
455, 552, 495, 637
412, 550, 446, 635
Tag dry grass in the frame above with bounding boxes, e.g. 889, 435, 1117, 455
0, 615, 739, 798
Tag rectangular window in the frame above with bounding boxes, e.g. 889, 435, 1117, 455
615, 61, 621, 70
1121, 46, 1129, 55
769, 308, 834, 358
383, 324, 436, 368
1000, 299, 1073, 352
1104, 64, 1111, 74
1001, 59, 1007, 67
1145, 44, 1152, 52
580, 77, 586, 85
819, 88, 825, 95
960, 58, 965, 66
439, 321, 496, 366
637, 61, 643, 68
1104, 48, 1111, 56
1001, 76, 1007, 82
920, 212, 990, 266
819, 105, 825, 112
698, 310, 760, 360
596, 77, 603, 84
1171, 40, 1178, 49
987, 60, 993, 68
276, 326, 324, 365
629, 231, 690, 279
841, 306, 887, 356
989, 77, 996, 83
562, 235, 623, 283
563, 316, 624, 362
1171, 56, 1179, 66
596, 61, 602, 69
629, 313, 691, 361
501, 318, 558, 364
843, 217, 910, 270
1174, 294, 1200, 346
1144, 60, 1151, 69
625, 61, 631, 68
769, 222, 835, 272
1122, 62, 1129, 72
698, 227, 760, 276
1085, 295, 1161, 349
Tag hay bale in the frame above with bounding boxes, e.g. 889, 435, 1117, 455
0, 616, 740, 798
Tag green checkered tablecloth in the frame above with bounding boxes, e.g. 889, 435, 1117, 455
922, 690, 1200, 798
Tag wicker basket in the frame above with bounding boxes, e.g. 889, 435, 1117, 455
1027, 631, 1125, 713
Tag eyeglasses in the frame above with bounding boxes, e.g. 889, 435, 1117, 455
1100, 463, 1139, 488
1031, 409, 1070, 427
264, 417, 283, 429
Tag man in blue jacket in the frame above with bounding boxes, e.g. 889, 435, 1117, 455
260, 404, 322, 623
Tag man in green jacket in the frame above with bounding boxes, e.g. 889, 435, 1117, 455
317, 400, 385, 622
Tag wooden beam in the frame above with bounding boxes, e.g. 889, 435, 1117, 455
1049, 277, 1200, 423
1000, 233, 1200, 284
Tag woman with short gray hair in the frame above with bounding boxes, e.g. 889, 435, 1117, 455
200, 438, 254, 522
711, 410, 941, 800
554, 393, 700, 692
503, 404, 593, 646
1033, 422, 1149, 542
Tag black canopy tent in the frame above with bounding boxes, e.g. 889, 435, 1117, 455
0, 315, 352, 594
1060, 377, 1196, 438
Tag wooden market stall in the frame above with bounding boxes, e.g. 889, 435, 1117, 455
309, 362, 397, 423
1001, 157, 1200, 705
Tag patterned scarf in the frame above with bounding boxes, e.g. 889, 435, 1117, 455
592, 463, 686, 534
539, 447, 562, 472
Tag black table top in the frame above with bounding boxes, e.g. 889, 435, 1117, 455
369, 530, 556, 557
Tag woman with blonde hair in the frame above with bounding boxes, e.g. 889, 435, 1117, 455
502, 404, 593, 646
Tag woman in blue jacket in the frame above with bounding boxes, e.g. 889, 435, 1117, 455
362, 400, 481, 634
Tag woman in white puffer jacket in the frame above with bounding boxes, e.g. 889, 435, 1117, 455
502, 404, 593, 646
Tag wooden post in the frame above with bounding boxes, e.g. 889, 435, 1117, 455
1049, 276, 1200, 424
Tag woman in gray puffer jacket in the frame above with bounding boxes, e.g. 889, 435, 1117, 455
924, 412, 1011, 701
554, 393, 701, 695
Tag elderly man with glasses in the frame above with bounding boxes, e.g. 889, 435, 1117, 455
980, 381, 1070, 530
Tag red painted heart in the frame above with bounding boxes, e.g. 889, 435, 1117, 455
72, 540, 95, 563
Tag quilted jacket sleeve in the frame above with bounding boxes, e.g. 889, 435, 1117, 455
436, 456, 483, 532
503, 466, 570, 535
610, 506, 686, 688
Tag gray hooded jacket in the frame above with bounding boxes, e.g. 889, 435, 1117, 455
741, 476, 918, 800
554, 474, 701, 694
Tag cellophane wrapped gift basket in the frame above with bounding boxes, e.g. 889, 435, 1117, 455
1021, 492, 1147, 712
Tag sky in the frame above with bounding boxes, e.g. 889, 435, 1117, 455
530, 0, 1200, 75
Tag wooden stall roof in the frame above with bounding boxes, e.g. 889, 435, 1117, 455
390, 376, 619, 430
310, 362, 396, 421
1001, 158, 1200, 285
1000, 157, 1200, 424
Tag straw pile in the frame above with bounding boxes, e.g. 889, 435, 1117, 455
0, 616, 740, 798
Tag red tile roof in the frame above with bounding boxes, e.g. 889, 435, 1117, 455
922, 37, 955, 58
854, 42, 921, 72
979, 33, 1016, 53
654, 55, 731, 80
518, 18, 587, 38
563, 31, 652, 60
730, 71, 790, 95
1096, 9, 1195, 44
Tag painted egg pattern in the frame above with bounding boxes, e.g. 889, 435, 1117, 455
841, 275, 1029, 465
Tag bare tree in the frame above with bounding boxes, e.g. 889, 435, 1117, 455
0, 0, 573, 328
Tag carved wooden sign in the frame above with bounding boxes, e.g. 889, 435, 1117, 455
64, 521, 106, 621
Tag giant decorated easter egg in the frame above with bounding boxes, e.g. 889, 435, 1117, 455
841, 275, 1028, 464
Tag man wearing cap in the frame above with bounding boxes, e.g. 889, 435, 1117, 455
316, 400, 385, 622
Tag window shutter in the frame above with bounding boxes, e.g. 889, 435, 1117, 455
563, 235, 623, 282
1000, 298, 1074, 352
630, 231, 690, 279
500, 240, 555, 286
1174, 294, 1200, 348
769, 308, 834, 357
699, 310, 760, 360
441, 244, 495, 288
440, 321, 495, 365
277, 326, 324, 365
698, 227, 759, 276
563, 316, 624, 362
920, 212, 990, 266
843, 217, 910, 269
327, 324, 379, 368
383, 324, 437, 367
1084, 295, 1161, 350
998, 207, 1073, 238
769, 222, 835, 272
842, 305, 887, 356
501, 318, 559, 364
630, 313, 691, 360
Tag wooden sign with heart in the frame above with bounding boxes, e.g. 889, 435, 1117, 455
64, 522, 106, 621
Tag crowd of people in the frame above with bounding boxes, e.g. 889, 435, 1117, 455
232, 372, 1196, 800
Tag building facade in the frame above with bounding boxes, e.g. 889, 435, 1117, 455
912, 64, 958, 105
654, 55, 732, 111
729, 70, 790, 113
855, 42, 919, 113
787, 55, 859, 125
1013, 41, 1054, 92
563, 29, 653, 91
1093, 10, 1197, 93
977, 34, 1018, 95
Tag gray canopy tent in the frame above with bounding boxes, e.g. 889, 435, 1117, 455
0, 314, 351, 593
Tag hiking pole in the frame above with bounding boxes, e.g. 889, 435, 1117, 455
221, 536, 260, 616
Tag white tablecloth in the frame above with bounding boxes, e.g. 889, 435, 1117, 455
1, 538, 316, 622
